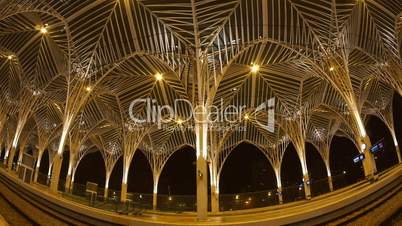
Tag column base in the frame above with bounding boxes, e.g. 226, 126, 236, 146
303, 175, 312, 200
49, 155, 63, 193
120, 183, 127, 202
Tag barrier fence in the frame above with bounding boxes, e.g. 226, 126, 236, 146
0, 162, 362, 214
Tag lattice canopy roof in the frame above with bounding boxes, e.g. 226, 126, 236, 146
0, 0, 401, 173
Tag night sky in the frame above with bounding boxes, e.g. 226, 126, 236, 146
37, 92, 402, 196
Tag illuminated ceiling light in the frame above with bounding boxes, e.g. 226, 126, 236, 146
235, 195, 239, 200
176, 118, 184, 125
155, 72, 163, 81
7, 55, 13, 60
85, 86, 92, 92
250, 64, 260, 73
40, 24, 48, 34
329, 66, 335, 72
244, 114, 250, 120
232, 87, 238, 92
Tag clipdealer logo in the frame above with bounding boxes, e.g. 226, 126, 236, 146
129, 98, 275, 132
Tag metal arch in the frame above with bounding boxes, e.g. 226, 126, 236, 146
216, 139, 277, 181
206, 38, 317, 106
0, 0, 400, 197
144, 143, 196, 181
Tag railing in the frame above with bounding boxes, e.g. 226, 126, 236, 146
157, 194, 196, 212
220, 189, 279, 211
31, 170, 357, 214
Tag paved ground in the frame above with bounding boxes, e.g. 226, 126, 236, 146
0, 194, 34, 226
381, 208, 402, 226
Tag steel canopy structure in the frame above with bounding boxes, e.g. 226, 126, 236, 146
0, 0, 401, 220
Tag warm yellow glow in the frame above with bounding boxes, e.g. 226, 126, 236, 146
7, 55, 12, 60
329, 66, 334, 71
353, 110, 367, 138
40, 25, 48, 34
85, 86, 92, 92
361, 143, 367, 151
391, 132, 398, 146
235, 195, 240, 200
176, 118, 184, 125
250, 64, 260, 73
155, 72, 163, 81
244, 114, 250, 120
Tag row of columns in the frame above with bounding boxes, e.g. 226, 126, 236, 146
1, 129, 400, 217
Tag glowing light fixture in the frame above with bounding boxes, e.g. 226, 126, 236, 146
40, 24, 48, 34
329, 66, 334, 72
85, 86, 92, 92
244, 114, 250, 120
176, 118, 184, 125
250, 64, 260, 73
7, 55, 12, 60
155, 72, 163, 81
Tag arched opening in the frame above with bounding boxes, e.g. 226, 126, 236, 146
219, 142, 277, 210
127, 151, 153, 193
126, 150, 153, 208
393, 92, 402, 160
329, 136, 364, 189
157, 146, 197, 211
366, 115, 398, 172
305, 143, 329, 197
74, 151, 106, 196
281, 143, 304, 203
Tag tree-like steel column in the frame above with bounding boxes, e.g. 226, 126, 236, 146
191, 0, 209, 218
152, 173, 160, 210
7, 90, 44, 170
100, 143, 121, 200
284, 113, 312, 200
120, 129, 147, 202
274, 168, 283, 204
33, 148, 45, 183
50, 116, 73, 193
50, 83, 93, 193
209, 130, 220, 213
195, 107, 208, 219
